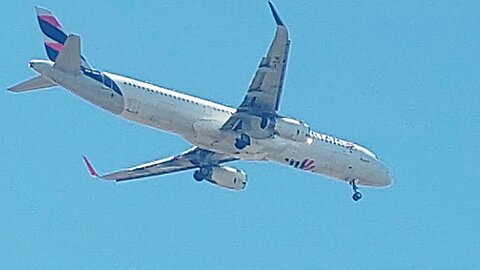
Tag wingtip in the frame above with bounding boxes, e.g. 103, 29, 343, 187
82, 156, 99, 177
268, 1, 284, 26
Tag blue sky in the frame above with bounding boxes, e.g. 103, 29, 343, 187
2, 0, 479, 268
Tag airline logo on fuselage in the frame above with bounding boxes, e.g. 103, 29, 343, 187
312, 132, 355, 149
285, 158, 316, 171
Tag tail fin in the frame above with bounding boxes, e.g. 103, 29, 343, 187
35, 6, 91, 68
53, 34, 81, 73
7, 75, 56, 92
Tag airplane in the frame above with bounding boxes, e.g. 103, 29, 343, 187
8, 2, 392, 201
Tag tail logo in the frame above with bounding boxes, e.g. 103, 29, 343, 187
36, 7, 67, 62
35, 6, 90, 68
38, 14, 61, 28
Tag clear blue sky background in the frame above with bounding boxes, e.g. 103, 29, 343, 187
1, 0, 479, 269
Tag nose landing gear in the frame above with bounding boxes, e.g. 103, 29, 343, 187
350, 179, 362, 201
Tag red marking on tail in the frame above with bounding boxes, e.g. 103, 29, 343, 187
45, 42, 64, 52
38, 15, 62, 28
82, 156, 98, 177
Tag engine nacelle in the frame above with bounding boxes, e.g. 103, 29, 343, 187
247, 116, 276, 139
205, 166, 247, 191
239, 115, 310, 143
275, 117, 311, 142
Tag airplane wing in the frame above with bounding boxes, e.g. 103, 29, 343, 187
240, 2, 290, 114
83, 147, 236, 182
222, 2, 290, 130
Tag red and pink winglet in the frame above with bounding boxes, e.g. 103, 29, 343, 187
82, 156, 99, 177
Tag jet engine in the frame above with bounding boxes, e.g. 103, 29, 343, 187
195, 166, 247, 191
232, 116, 311, 150
246, 116, 276, 139
274, 117, 311, 142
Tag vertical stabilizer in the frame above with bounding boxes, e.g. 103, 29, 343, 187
35, 6, 91, 68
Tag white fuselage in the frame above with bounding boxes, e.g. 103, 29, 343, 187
31, 60, 392, 187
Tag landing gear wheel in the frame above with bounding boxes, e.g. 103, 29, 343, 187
193, 171, 204, 182
234, 133, 251, 150
352, 192, 362, 201
200, 167, 211, 176
193, 167, 211, 182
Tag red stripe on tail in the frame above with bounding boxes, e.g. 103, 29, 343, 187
82, 156, 98, 177
38, 15, 61, 28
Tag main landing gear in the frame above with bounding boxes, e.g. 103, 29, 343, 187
193, 167, 211, 182
350, 179, 363, 201
234, 133, 251, 150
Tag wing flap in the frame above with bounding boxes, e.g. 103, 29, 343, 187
83, 147, 237, 182
100, 156, 198, 182
237, 2, 290, 115
238, 25, 289, 114
222, 3, 290, 131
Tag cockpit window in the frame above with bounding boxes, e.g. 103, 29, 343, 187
354, 145, 378, 160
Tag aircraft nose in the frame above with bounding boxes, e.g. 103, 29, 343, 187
384, 169, 393, 186
378, 162, 393, 187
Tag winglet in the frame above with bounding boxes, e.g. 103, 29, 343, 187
268, 1, 284, 26
83, 156, 99, 177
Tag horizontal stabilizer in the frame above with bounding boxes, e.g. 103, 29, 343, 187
53, 34, 81, 73
7, 75, 56, 92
